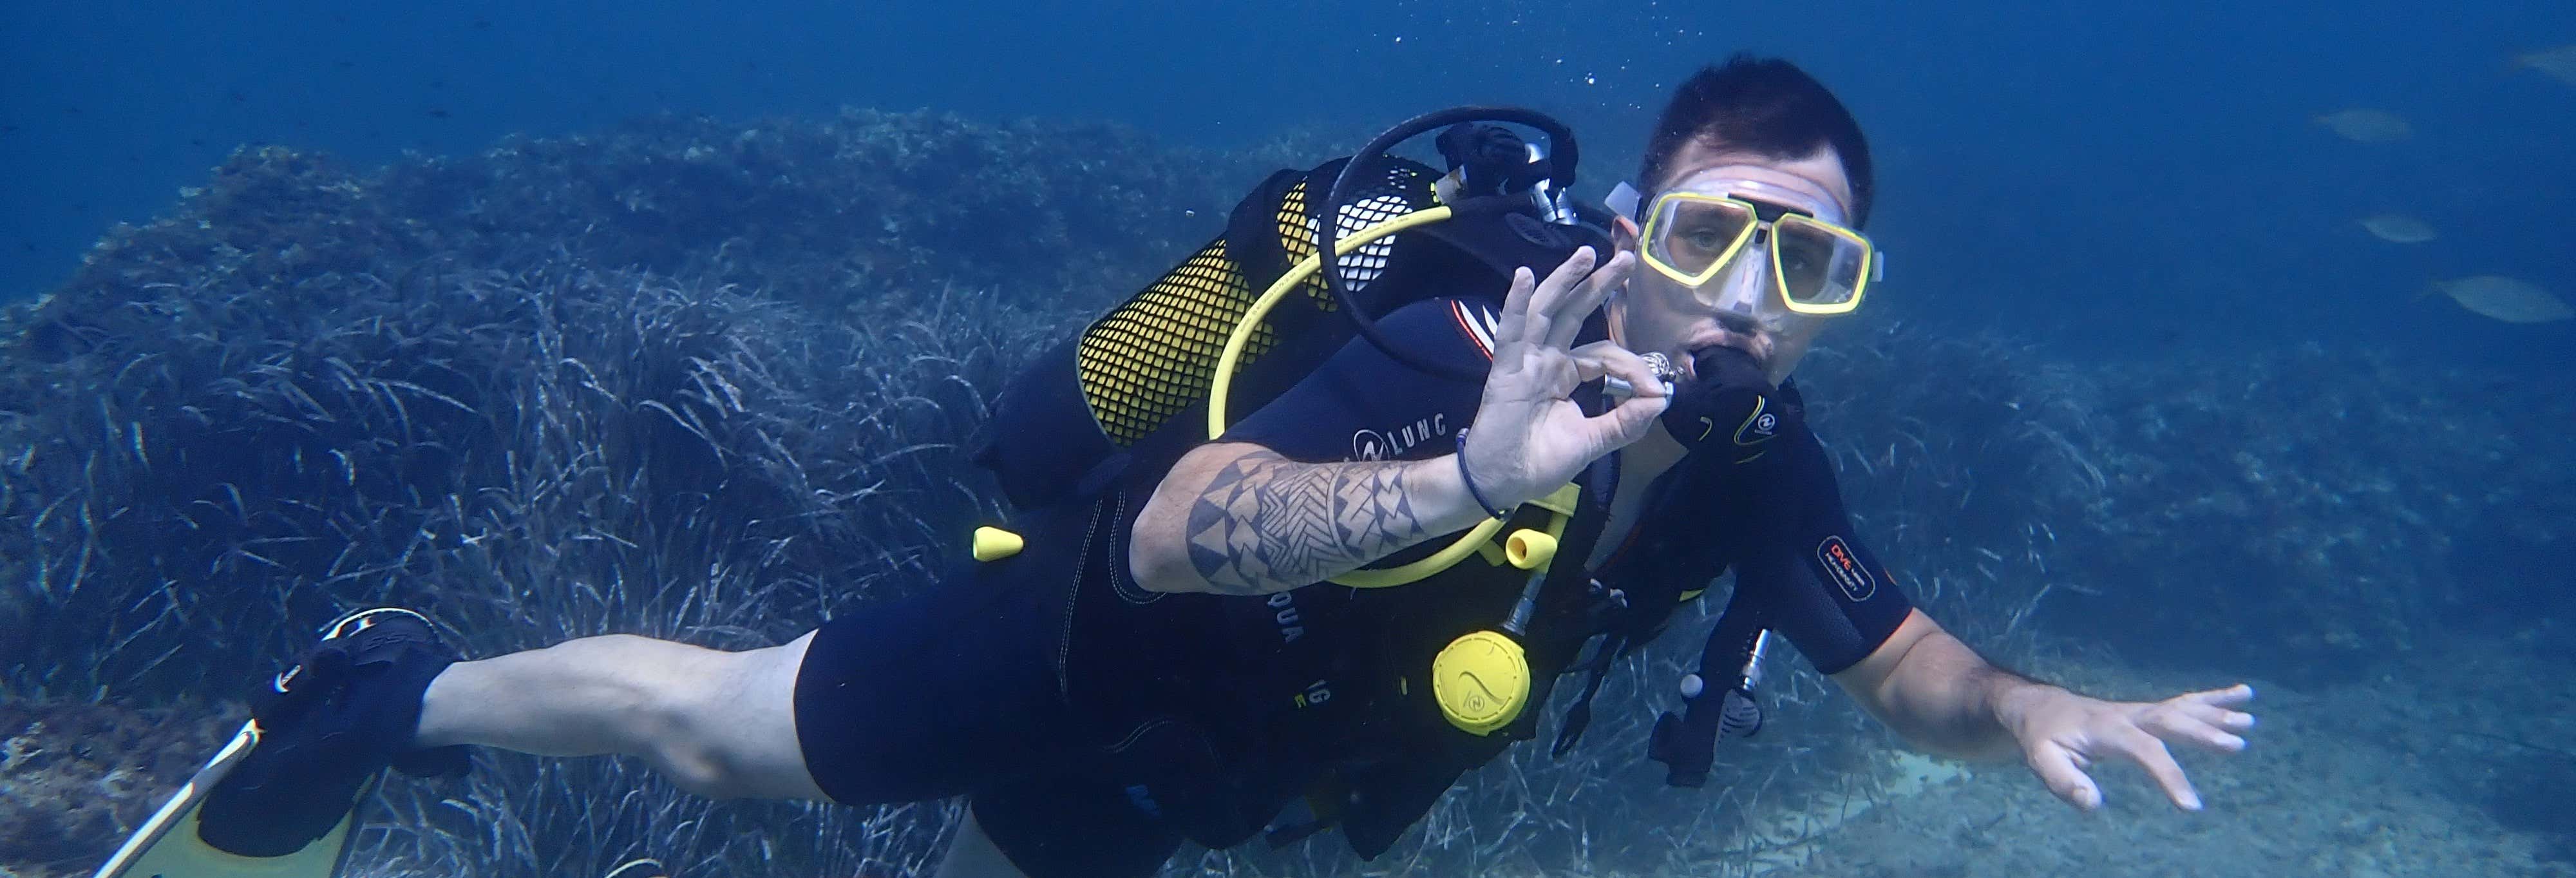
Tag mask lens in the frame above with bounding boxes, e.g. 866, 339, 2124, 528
1648, 196, 1755, 280
1772, 217, 1869, 309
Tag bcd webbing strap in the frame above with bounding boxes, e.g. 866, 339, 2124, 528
1223, 167, 1306, 286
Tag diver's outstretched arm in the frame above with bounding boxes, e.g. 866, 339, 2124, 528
1833, 609, 2257, 812
414, 631, 828, 801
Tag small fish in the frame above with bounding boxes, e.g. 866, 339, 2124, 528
2314, 108, 2412, 143
2425, 276, 2573, 323
2512, 44, 2576, 88
2358, 213, 2436, 243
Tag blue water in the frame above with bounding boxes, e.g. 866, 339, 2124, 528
8, 3, 2576, 876
8, 1, 2573, 368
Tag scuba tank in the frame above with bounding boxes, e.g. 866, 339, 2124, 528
969, 107, 1614, 519
968, 108, 1629, 744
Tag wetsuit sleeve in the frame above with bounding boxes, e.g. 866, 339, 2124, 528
1735, 423, 1913, 674
1215, 298, 1496, 463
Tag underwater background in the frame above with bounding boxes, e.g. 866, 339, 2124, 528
3, 1, 2572, 876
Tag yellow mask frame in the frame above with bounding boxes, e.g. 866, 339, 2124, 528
1637, 191, 1875, 317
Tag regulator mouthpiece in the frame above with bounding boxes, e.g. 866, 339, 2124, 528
1658, 347, 1789, 453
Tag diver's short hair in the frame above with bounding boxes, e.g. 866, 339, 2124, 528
1640, 53, 1875, 229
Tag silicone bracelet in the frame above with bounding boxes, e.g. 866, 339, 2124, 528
1454, 428, 1517, 520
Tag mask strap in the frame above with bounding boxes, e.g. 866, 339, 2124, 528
1605, 181, 1644, 222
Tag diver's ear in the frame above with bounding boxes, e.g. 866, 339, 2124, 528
1613, 215, 1642, 251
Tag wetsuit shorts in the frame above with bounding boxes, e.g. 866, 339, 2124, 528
790, 556, 1184, 877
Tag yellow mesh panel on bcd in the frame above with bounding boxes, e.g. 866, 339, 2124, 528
1074, 162, 1438, 446
1075, 241, 1273, 445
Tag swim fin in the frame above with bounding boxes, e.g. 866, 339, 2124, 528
91, 720, 381, 878
93, 606, 457, 878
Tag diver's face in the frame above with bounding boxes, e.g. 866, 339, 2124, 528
1613, 144, 1857, 385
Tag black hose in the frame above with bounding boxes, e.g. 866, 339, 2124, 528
1317, 107, 1579, 383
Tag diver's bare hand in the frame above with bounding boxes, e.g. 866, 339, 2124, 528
1461, 247, 1668, 506
2002, 683, 2257, 812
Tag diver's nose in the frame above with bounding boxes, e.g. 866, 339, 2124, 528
1705, 255, 1771, 319
1712, 309, 1761, 336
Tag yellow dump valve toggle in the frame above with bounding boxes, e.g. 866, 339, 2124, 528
972, 526, 1024, 562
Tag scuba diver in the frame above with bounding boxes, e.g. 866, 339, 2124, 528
103, 55, 2258, 878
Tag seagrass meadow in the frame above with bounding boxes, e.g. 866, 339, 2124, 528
1, 112, 2570, 878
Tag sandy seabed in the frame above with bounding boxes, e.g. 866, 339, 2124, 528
1498, 640, 2573, 878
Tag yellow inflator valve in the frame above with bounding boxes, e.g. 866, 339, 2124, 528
972, 527, 1025, 562
1504, 530, 1556, 570
1430, 630, 1530, 736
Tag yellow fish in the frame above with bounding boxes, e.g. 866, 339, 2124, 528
2512, 44, 2576, 87
2314, 108, 2412, 143
2426, 276, 2573, 323
2358, 213, 2436, 244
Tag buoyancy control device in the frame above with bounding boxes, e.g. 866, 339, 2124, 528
959, 108, 1795, 858
969, 108, 1613, 525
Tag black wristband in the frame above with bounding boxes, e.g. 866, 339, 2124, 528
1454, 428, 1515, 520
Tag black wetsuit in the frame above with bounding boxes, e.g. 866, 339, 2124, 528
790, 297, 1913, 878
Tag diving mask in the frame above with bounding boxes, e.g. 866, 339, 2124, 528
1627, 181, 1879, 316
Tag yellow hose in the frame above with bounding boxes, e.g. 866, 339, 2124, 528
1202, 205, 1504, 588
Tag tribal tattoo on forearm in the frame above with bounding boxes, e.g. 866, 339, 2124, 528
1184, 450, 1434, 595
